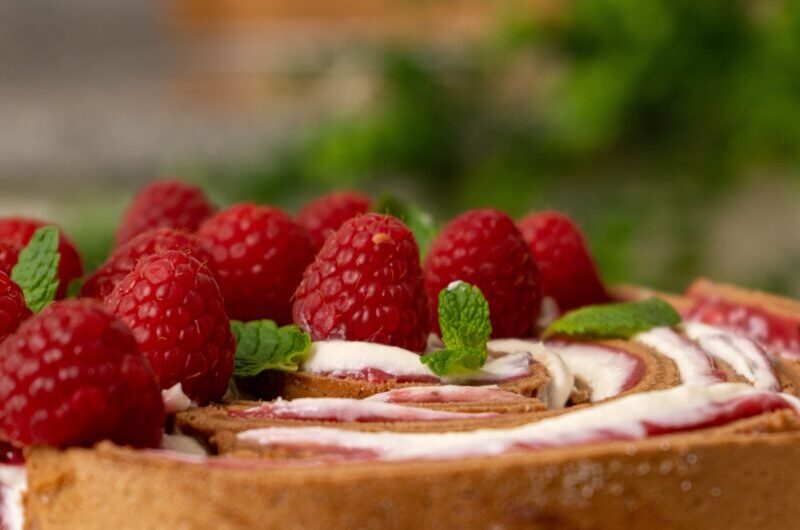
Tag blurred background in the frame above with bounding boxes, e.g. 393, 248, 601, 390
1, 0, 799, 296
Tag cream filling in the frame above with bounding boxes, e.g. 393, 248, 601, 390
546, 342, 641, 402
635, 327, 725, 386
365, 385, 525, 404
0, 464, 26, 530
238, 398, 498, 422
162, 382, 196, 414
487, 339, 573, 408
237, 384, 798, 462
160, 433, 209, 456
683, 322, 780, 391
537, 296, 561, 329
302, 341, 534, 383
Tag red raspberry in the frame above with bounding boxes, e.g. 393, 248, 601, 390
0, 300, 164, 448
198, 203, 315, 323
297, 191, 372, 252
82, 228, 215, 300
293, 213, 431, 352
0, 440, 23, 464
115, 180, 214, 246
0, 271, 31, 343
517, 211, 609, 312
0, 217, 83, 299
425, 209, 540, 338
104, 250, 235, 404
0, 241, 20, 275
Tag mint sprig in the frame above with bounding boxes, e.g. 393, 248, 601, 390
421, 281, 491, 376
374, 193, 437, 257
232, 320, 312, 377
11, 226, 61, 313
544, 298, 681, 340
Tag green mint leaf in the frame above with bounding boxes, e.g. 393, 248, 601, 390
11, 226, 61, 313
438, 281, 492, 349
544, 298, 682, 340
373, 192, 437, 257
420, 347, 488, 377
419, 281, 492, 376
232, 320, 312, 377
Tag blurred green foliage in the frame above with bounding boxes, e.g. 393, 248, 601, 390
70, 0, 800, 295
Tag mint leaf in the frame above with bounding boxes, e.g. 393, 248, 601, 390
11, 226, 61, 313
374, 193, 437, 257
232, 320, 312, 376
438, 281, 492, 349
420, 281, 492, 377
544, 298, 681, 340
421, 347, 488, 377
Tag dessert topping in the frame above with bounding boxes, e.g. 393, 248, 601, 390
366, 385, 525, 403
231, 397, 499, 423
424, 208, 541, 338
420, 281, 490, 376
237, 384, 799, 462
104, 250, 235, 405
517, 210, 609, 312
232, 319, 311, 376
373, 193, 438, 258
10, 226, 60, 313
292, 213, 431, 351
545, 298, 681, 339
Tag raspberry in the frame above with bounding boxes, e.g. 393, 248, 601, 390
0, 440, 23, 464
297, 191, 372, 252
82, 228, 215, 300
517, 211, 609, 312
0, 241, 20, 275
293, 213, 431, 352
104, 250, 235, 404
198, 203, 315, 323
0, 217, 83, 299
424, 209, 541, 338
0, 300, 164, 448
0, 271, 31, 343
115, 180, 214, 246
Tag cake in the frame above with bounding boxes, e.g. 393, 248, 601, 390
0, 184, 798, 529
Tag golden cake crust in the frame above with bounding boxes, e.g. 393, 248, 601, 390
608, 283, 696, 315
25, 411, 800, 530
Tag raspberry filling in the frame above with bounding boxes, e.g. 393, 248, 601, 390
635, 327, 727, 386
228, 398, 498, 423
546, 342, 645, 401
235, 384, 798, 463
689, 298, 800, 359
684, 322, 780, 392
487, 339, 573, 408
